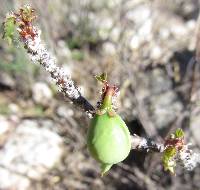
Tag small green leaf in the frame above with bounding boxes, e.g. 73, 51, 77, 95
3, 15, 16, 45
174, 128, 184, 138
162, 128, 185, 174
165, 160, 175, 174
164, 147, 176, 158
162, 147, 176, 173
95, 73, 107, 83
20, 5, 35, 22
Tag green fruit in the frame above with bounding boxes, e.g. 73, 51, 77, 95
87, 111, 131, 175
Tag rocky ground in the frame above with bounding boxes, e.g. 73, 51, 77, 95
0, 0, 200, 189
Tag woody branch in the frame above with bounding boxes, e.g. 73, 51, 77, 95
13, 6, 95, 117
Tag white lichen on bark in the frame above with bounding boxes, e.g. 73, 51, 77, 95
131, 134, 164, 152
178, 144, 200, 171
20, 27, 95, 117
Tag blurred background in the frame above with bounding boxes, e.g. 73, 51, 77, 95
0, 0, 200, 189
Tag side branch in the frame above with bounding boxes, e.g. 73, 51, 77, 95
25, 33, 95, 117
4, 5, 95, 117
131, 134, 164, 152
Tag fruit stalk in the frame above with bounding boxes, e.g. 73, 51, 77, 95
101, 86, 115, 110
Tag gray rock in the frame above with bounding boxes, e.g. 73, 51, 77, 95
125, 5, 151, 25
0, 72, 15, 89
150, 91, 183, 128
102, 42, 116, 56
189, 107, 200, 146
135, 68, 183, 131
98, 17, 114, 40
8, 103, 20, 115
0, 168, 30, 190
57, 105, 74, 118
32, 82, 53, 106
0, 119, 63, 190
0, 116, 11, 136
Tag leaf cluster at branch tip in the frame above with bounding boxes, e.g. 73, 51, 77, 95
162, 128, 185, 174
95, 73, 107, 83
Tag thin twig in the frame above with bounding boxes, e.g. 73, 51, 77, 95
22, 26, 95, 117
131, 134, 164, 152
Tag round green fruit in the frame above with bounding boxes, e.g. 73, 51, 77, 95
87, 111, 131, 175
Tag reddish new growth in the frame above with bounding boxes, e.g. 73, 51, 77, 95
14, 6, 37, 40
101, 82, 119, 100
98, 80, 119, 110
164, 138, 184, 151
